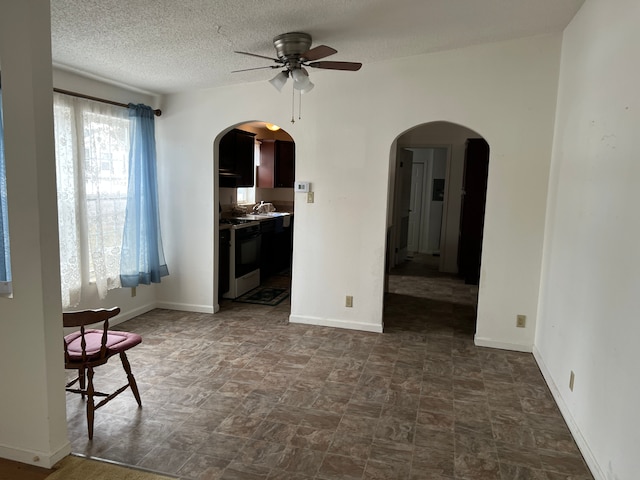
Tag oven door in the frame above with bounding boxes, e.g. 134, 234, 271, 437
235, 230, 261, 278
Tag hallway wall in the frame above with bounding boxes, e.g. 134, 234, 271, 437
535, 0, 640, 477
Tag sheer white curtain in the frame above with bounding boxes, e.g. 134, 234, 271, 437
54, 93, 130, 307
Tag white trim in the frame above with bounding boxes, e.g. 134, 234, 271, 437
532, 346, 604, 480
155, 301, 214, 314
109, 302, 157, 328
0, 440, 71, 468
289, 314, 383, 333
474, 335, 532, 353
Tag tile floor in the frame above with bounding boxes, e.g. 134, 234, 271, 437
66, 256, 594, 479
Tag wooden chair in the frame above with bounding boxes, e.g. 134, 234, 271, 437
63, 307, 142, 439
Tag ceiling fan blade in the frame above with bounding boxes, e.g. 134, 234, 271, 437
231, 65, 281, 73
307, 61, 362, 71
301, 45, 337, 61
234, 51, 281, 62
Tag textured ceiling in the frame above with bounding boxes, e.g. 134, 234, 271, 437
50, 0, 584, 94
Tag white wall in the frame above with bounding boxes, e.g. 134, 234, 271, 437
0, 0, 69, 467
535, 0, 640, 478
156, 33, 561, 343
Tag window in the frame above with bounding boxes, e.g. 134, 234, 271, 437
54, 93, 129, 307
236, 138, 260, 205
236, 186, 255, 205
0, 86, 12, 295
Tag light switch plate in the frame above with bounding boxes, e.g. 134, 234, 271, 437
295, 181, 310, 193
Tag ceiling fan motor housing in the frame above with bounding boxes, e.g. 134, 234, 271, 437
273, 32, 312, 66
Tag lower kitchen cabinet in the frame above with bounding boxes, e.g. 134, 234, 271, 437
259, 220, 276, 282
259, 217, 293, 282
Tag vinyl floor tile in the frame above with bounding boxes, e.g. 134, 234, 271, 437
65, 254, 594, 480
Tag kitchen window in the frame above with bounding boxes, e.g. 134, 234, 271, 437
236, 138, 261, 205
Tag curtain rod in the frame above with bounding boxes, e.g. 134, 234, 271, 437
53, 87, 162, 116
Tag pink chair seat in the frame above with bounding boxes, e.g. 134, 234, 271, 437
64, 329, 142, 360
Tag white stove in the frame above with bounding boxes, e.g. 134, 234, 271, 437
221, 218, 261, 298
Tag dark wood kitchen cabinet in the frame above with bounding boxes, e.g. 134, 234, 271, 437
219, 129, 256, 188
259, 217, 293, 282
258, 139, 295, 188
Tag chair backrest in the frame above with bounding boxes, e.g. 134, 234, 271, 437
63, 307, 121, 364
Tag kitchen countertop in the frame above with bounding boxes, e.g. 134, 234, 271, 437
239, 212, 292, 222
218, 212, 293, 228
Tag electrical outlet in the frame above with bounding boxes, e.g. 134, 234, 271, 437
345, 295, 353, 308
569, 371, 575, 391
307, 192, 315, 203
516, 314, 526, 328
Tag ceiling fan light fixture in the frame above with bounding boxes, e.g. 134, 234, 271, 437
292, 68, 312, 91
300, 81, 315, 94
269, 71, 289, 91
265, 123, 281, 131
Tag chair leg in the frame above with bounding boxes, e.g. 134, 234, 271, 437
120, 352, 142, 407
78, 368, 86, 400
86, 367, 95, 440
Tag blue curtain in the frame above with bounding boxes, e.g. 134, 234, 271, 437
0, 88, 12, 283
120, 104, 168, 287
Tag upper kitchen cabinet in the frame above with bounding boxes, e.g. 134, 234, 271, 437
219, 129, 256, 188
258, 139, 295, 188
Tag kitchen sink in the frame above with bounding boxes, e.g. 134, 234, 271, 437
258, 212, 289, 217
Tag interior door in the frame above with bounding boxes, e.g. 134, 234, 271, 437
407, 162, 425, 253
458, 138, 489, 284
397, 148, 413, 263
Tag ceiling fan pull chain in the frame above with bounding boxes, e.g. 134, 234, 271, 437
298, 90, 302, 120
291, 83, 295, 124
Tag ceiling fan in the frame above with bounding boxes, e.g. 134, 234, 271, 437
233, 32, 362, 94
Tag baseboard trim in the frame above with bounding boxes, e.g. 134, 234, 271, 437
110, 302, 157, 328
155, 301, 214, 314
289, 314, 383, 333
474, 336, 532, 353
532, 347, 604, 480
0, 440, 71, 469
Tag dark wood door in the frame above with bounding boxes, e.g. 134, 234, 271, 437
458, 138, 489, 285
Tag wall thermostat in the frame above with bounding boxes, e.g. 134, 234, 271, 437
294, 181, 310, 193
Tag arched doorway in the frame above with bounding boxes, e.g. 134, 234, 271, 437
214, 121, 296, 313
384, 121, 489, 332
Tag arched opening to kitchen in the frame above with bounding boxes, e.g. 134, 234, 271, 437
215, 121, 295, 313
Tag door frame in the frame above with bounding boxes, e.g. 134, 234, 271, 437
391, 143, 452, 271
